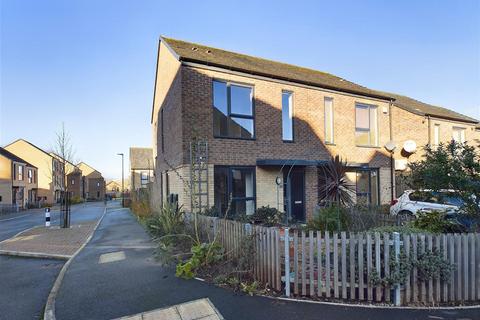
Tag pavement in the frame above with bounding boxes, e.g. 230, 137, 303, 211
55, 203, 480, 320
0, 222, 96, 258
0, 202, 106, 320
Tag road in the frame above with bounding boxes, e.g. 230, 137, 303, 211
0, 202, 106, 320
56, 204, 480, 320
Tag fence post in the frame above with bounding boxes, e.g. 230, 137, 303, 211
394, 232, 401, 306
284, 227, 290, 297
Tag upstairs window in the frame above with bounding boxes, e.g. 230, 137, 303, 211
28, 169, 33, 183
213, 80, 254, 139
141, 172, 149, 186
433, 124, 440, 146
452, 127, 465, 143
282, 91, 293, 141
18, 165, 23, 181
355, 103, 378, 146
324, 97, 334, 143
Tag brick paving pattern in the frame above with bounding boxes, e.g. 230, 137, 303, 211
0, 222, 96, 257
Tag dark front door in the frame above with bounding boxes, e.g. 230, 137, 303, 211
284, 167, 305, 222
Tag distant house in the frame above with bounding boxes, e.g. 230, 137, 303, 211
77, 162, 105, 200
4, 139, 65, 204
49, 152, 83, 200
0, 147, 38, 209
129, 147, 154, 192
106, 180, 122, 198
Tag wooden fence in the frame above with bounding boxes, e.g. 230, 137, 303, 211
188, 214, 480, 305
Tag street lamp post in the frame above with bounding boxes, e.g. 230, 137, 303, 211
117, 153, 124, 207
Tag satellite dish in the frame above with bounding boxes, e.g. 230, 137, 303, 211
384, 140, 397, 152
403, 140, 417, 153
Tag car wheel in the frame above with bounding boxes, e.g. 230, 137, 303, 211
398, 210, 413, 216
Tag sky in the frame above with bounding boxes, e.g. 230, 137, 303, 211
1, 0, 479, 180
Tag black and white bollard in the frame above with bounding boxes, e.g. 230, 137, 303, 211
45, 208, 51, 227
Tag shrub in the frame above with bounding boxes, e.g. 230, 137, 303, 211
305, 205, 351, 232
410, 211, 465, 233
201, 206, 221, 218
131, 199, 152, 218
249, 206, 284, 226
70, 195, 83, 205
176, 242, 224, 279
369, 225, 428, 234
145, 202, 185, 238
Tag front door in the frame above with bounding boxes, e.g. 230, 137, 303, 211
284, 167, 305, 222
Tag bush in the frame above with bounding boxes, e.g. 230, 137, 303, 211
131, 199, 151, 218
305, 205, 350, 232
249, 206, 284, 226
70, 195, 83, 205
369, 225, 428, 234
410, 211, 465, 233
145, 202, 185, 239
176, 242, 224, 279
201, 206, 221, 218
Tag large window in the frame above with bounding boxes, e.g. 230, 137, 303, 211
355, 169, 379, 205
433, 124, 440, 146
324, 97, 334, 143
214, 166, 255, 217
28, 169, 33, 183
141, 172, 149, 186
355, 103, 378, 146
213, 80, 254, 139
18, 165, 23, 181
282, 91, 293, 141
452, 127, 465, 143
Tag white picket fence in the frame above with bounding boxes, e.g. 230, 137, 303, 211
188, 213, 480, 305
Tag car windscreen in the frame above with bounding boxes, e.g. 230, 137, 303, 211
408, 191, 464, 206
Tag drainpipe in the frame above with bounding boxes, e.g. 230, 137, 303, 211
389, 100, 395, 202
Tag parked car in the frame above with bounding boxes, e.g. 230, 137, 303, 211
390, 190, 464, 216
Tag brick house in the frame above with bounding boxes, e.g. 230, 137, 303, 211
4, 139, 65, 204
0, 147, 38, 209
129, 147, 154, 192
150, 37, 479, 221
77, 162, 105, 201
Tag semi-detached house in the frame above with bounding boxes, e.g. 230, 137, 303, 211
150, 37, 479, 221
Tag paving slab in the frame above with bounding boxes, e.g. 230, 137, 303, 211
115, 299, 222, 320
0, 222, 96, 258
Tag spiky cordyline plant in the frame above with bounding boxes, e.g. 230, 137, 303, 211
318, 155, 355, 207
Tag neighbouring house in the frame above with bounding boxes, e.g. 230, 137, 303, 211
150, 37, 479, 221
0, 147, 39, 209
106, 180, 122, 198
4, 139, 65, 204
77, 162, 105, 200
385, 93, 480, 196
49, 152, 83, 200
129, 147, 154, 193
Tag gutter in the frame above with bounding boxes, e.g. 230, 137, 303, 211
179, 57, 394, 102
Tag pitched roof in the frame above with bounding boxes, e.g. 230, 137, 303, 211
4, 138, 53, 158
77, 162, 101, 176
161, 37, 392, 101
129, 147, 153, 170
160, 37, 478, 125
0, 147, 37, 168
382, 92, 479, 124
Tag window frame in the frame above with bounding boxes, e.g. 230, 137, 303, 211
281, 90, 294, 142
140, 171, 149, 186
324, 96, 334, 144
214, 165, 256, 215
212, 79, 256, 140
18, 165, 23, 181
452, 126, 466, 143
355, 168, 380, 206
433, 124, 440, 146
355, 102, 379, 147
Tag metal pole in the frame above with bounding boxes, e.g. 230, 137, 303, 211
121, 154, 124, 207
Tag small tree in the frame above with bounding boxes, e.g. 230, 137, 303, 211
318, 155, 355, 206
407, 141, 480, 215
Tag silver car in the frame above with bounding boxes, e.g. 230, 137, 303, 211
390, 190, 463, 216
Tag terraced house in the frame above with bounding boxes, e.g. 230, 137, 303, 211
150, 37, 479, 221
0, 147, 38, 209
